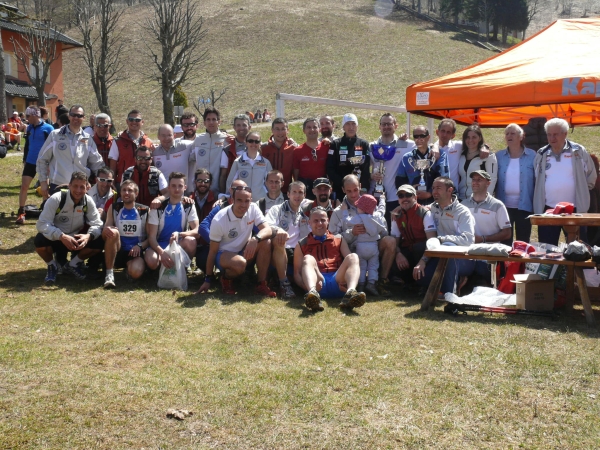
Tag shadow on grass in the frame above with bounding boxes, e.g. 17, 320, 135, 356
404, 304, 600, 336
0, 234, 36, 256
176, 289, 268, 308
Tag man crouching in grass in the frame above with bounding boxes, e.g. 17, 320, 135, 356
294, 206, 365, 312
35, 171, 104, 285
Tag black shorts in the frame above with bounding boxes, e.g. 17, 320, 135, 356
22, 162, 37, 178
114, 249, 140, 268
285, 247, 295, 261
34, 232, 104, 257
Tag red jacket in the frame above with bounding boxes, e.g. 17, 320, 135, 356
113, 131, 154, 182
299, 231, 343, 274
394, 203, 429, 249
93, 134, 114, 166
260, 137, 297, 193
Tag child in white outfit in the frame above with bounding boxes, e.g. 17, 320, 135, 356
347, 194, 388, 296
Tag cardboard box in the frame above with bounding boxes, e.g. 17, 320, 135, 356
512, 274, 555, 311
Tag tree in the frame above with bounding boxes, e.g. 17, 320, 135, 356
71, 0, 125, 119
440, 0, 464, 24
192, 87, 227, 115
173, 85, 188, 108
143, 0, 208, 125
10, 20, 60, 106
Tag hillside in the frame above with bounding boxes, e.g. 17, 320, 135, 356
63, 0, 493, 133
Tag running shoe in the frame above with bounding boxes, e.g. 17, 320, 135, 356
221, 277, 236, 295
304, 288, 324, 311
255, 281, 276, 298
63, 262, 86, 280
280, 280, 296, 299
45, 264, 58, 285
104, 272, 116, 289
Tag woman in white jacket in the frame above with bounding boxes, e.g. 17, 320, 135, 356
226, 131, 272, 201
457, 124, 497, 200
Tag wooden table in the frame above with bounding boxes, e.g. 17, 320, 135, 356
529, 213, 600, 310
420, 248, 597, 326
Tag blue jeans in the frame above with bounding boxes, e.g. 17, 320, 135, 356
457, 259, 492, 283
419, 257, 457, 294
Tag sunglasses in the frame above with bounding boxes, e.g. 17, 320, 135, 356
232, 186, 252, 193
397, 192, 414, 199
95, 123, 110, 128
136, 156, 152, 161
195, 179, 210, 184
413, 134, 429, 139
69, 112, 85, 118
246, 139, 261, 144
128, 117, 142, 122
97, 177, 114, 183
311, 148, 318, 161
181, 122, 197, 127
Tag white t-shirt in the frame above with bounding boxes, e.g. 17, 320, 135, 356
503, 157, 521, 208
436, 139, 462, 188
545, 152, 576, 208
462, 194, 511, 237
370, 136, 415, 202
209, 203, 265, 253
152, 143, 191, 185
390, 210, 436, 238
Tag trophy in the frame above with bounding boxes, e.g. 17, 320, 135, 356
371, 144, 396, 197
348, 155, 365, 180
408, 156, 436, 191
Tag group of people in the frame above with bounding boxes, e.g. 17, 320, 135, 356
246, 109, 272, 124
17, 103, 597, 312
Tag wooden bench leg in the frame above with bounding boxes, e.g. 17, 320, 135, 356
420, 258, 448, 311
574, 267, 596, 327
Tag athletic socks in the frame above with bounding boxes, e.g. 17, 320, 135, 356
70, 255, 83, 267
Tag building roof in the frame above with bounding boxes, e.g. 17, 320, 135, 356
5, 82, 46, 99
0, 19, 83, 50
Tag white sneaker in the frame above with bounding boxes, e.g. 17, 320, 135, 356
104, 272, 116, 289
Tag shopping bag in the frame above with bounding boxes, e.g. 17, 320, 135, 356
157, 239, 191, 291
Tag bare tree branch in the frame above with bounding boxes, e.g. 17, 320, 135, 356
143, 0, 209, 125
71, 0, 125, 118
9, 20, 60, 106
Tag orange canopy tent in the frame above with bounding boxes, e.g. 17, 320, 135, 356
405, 19, 600, 127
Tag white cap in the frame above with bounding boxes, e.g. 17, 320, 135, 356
12, 111, 18, 115
174, 124, 183, 133
342, 113, 358, 126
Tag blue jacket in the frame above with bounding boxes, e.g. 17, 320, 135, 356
396, 146, 449, 192
495, 147, 536, 213
25, 121, 54, 165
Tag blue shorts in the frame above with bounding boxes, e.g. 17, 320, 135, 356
319, 271, 345, 299
215, 249, 243, 272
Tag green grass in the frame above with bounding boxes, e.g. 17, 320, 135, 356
2, 0, 600, 447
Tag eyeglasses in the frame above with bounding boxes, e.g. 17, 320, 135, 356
181, 122, 197, 127
232, 186, 252, 193
97, 177, 114, 183
136, 156, 152, 161
69, 112, 84, 118
95, 124, 110, 128
397, 193, 414, 199
311, 148, 318, 161
381, 122, 395, 127
127, 117, 142, 123
413, 134, 429, 139
196, 179, 211, 184
246, 139, 261, 144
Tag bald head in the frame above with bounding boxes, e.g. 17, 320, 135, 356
158, 124, 174, 148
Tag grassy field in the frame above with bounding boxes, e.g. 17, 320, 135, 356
2, 0, 600, 448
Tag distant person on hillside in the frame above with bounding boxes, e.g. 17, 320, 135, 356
108, 109, 154, 186
254, 109, 262, 123
260, 118, 297, 194
262, 109, 271, 122
246, 111, 255, 122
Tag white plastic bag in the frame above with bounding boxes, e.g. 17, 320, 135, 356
157, 239, 191, 291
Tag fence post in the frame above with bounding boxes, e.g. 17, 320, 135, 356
276, 94, 285, 118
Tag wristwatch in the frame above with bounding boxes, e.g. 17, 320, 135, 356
137, 243, 144, 250
254, 235, 262, 243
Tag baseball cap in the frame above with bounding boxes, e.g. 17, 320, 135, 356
470, 170, 491, 180
173, 124, 183, 133
356, 194, 377, 215
342, 113, 358, 126
12, 111, 18, 115
313, 177, 331, 188
397, 184, 417, 196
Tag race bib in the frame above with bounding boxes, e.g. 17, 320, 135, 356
119, 218, 142, 237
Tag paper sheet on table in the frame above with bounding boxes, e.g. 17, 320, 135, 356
444, 286, 516, 307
